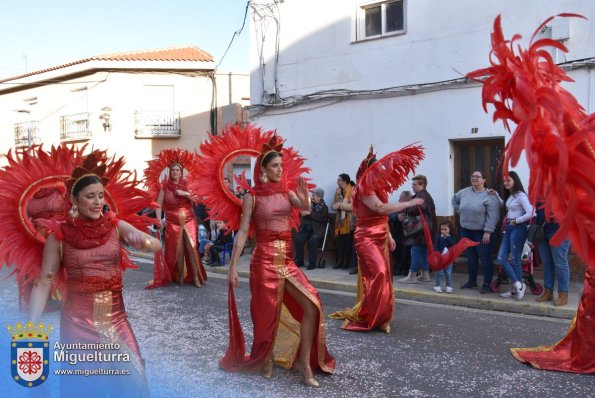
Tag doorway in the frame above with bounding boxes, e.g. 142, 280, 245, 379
452, 138, 505, 254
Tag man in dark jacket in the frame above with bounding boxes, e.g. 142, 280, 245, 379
294, 188, 329, 270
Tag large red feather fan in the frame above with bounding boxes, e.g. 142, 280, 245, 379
143, 148, 198, 197
354, 144, 424, 201
0, 145, 157, 308
191, 123, 312, 233
467, 14, 594, 373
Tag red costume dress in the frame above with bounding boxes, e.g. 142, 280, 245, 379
329, 146, 433, 332
329, 191, 393, 332
161, 178, 206, 285
220, 185, 335, 373
144, 149, 205, 289
468, 14, 595, 373
191, 124, 335, 374
56, 214, 148, 397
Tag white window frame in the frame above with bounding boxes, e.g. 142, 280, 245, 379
354, 0, 407, 42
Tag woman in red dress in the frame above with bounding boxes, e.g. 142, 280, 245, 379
329, 146, 424, 332
155, 163, 206, 287
193, 126, 335, 387
145, 149, 207, 289
27, 152, 162, 397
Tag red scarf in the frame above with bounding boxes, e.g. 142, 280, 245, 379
253, 181, 287, 196
165, 177, 188, 194
61, 212, 116, 249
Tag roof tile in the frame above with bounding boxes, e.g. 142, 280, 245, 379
1, 46, 214, 83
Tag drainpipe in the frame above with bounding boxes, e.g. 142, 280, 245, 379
228, 72, 233, 105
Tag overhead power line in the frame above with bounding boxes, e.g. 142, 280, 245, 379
216, 1, 250, 69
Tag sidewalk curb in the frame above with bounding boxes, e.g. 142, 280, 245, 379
131, 251, 576, 320
204, 265, 576, 320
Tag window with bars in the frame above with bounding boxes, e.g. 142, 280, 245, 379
356, 0, 406, 41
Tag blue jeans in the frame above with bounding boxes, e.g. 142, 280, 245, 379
497, 223, 528, 284
538, 237, 571, 293
460, 228, 494, 285
198, 238, 211, 255
410, 245, 428, 272
435, 264, 453, 287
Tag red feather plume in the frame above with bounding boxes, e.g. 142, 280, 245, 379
0, 145, 157, 308
468, 14, 595, 372
143, 148, 198, 197
191, 123, 312, 233
467, 13, 594, 266
354, 144, 425, 202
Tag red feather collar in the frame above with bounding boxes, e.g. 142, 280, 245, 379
61, 212, 117, 249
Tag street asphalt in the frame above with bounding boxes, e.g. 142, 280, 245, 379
0, 252, 589, 398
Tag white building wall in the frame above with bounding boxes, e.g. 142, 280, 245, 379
249, 0, 595, 216
0, 69, 250, 175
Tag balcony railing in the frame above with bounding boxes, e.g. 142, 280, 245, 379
60, 112, 92, 141
134, 111, 181, 138
14, 121, 41, 147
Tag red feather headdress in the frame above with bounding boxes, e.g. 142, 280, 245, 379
354, 144, 424, 202
191, 123, 311, 233
355, 145, 377, 182
0, 145, 157, 308
143, 148, 198, 197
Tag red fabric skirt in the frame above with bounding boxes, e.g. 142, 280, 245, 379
219, 237, 335, 373
163, 207, 206, 285
60, 290, 149, 396
330, 223, 393, 332
511, 267, 595, 373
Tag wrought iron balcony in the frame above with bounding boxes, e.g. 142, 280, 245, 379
134, 111, 181, 138
60, 112, 92, 141
14, 121, 41, 147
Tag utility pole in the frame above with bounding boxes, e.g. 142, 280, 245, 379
22, 53, 28, 73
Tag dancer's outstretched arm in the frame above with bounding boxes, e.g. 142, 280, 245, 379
362, 194, 423, 215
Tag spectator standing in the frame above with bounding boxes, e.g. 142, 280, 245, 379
390, 190, 413, 276
399, 175, 436, 284
332, 173, 354, 269
434, 221, 456, 293
535, 203, 571, 306
496, 171, 533, 300
294, 188, 329, 270
451, 170, 501, 294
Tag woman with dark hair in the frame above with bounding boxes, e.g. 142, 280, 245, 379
496, 170, 533, 300
451, 170, 501, 293
27, 152, 161, 397
199, 130, 335, 387
331, 173, 354, 269
330, 146, 424, 332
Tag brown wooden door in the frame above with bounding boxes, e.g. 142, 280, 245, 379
453, 138, 505, 253
453, 138, 505, 192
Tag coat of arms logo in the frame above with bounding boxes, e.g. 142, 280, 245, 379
7, 321, 53, 387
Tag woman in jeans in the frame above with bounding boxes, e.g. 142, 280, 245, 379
496, 171, 533, 300
535, 204, 571, 306
451, 170, 501, 294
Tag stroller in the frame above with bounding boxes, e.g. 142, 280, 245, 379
491, 240, 544, 295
